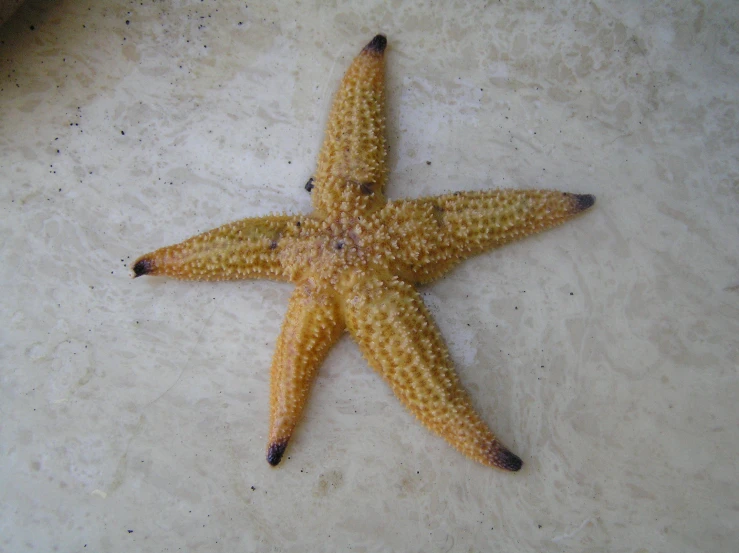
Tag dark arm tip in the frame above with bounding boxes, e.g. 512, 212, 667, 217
499, 450, 523, 472
573, 193, 596, 211
363, 34, 387, 54
266, 440, 288, 466
489, 445, 523, 472
132, 258, 154, 277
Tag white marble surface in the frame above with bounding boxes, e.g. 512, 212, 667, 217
1, 1, 738, 551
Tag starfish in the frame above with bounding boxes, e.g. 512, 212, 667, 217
132, 35, 595, 471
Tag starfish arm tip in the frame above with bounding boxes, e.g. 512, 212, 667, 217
492, 447, 523, 472
132, 258, 154, 277
266, 440, 288, 466
573, 193, 596, 212
363, 34, 387, 53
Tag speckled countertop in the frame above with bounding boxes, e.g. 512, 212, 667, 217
1, 1, 737, 552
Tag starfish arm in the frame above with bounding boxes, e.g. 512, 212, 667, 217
312, 35, 389, 218
386, 190, 595, 284
341, 275, 522, 471
267, 283, 345, 466
132, 215, 301, 281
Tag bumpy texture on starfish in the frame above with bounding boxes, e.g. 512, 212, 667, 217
133, 35, 595, 471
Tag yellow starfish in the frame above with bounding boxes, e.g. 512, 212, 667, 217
132, 35, 595, 471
